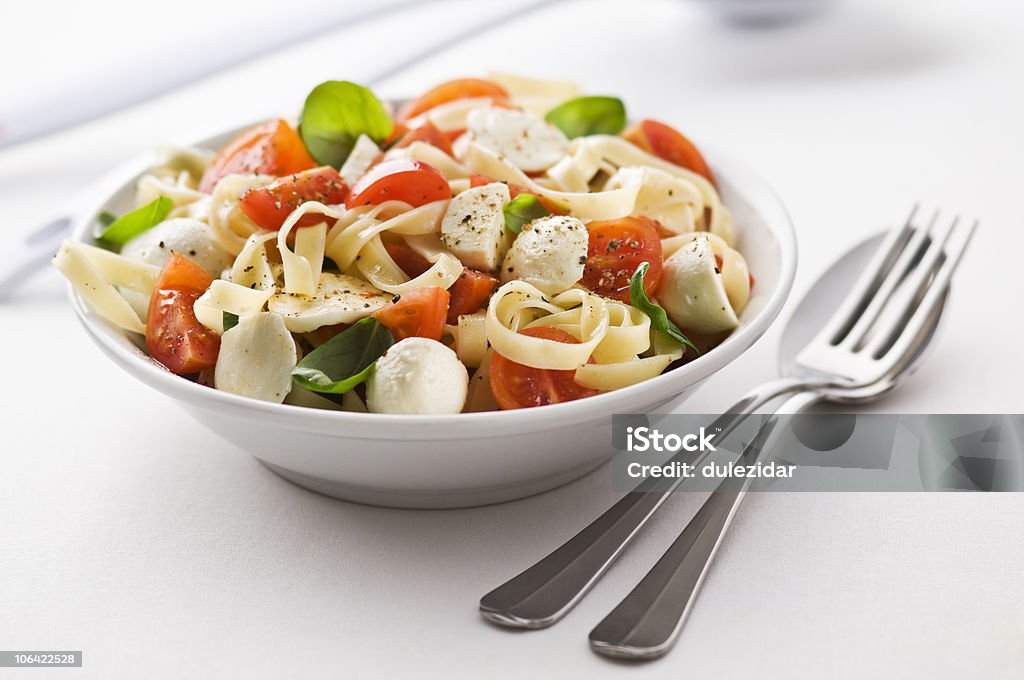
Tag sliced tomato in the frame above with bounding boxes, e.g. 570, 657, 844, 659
623, 119, 715, 186
199, 119, 317, 193
445, 128, 467, 144
383, 122, 411, 148
391, 121, 453, 156
384, 241, 433, 278
581, 216, 663, 303
470, 174, 522, 195
398, 78, 510, 121
346, 159, 452, 209
470, 175, 502, 190
468, 175, 566, 215
238, 166, 348, 231
489, 327, 599, 410
373, 286, 449, 341
446, 269, 498, 324
146, 253, 220, 375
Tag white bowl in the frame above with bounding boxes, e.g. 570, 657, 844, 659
66, 128, 796, 508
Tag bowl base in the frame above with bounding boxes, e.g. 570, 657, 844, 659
260, 455, 611, 509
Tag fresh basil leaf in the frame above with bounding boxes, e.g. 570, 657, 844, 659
97, 210, 117, 228
98, 196, 174, 245
299, 80, 393, 169
503, 194, 551, 234
222, 311, 240, 332
629, 262, 700, 356
545, 96, 626, 139
292, 317, 394, 394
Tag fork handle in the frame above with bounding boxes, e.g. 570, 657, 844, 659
478, 377, 818, 629
0, 216, 71, 302
588, 391, 821, 659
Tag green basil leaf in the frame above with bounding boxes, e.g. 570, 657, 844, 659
299, 80, 393, 169
98, 196, 174, 245
545, 96, 626, 139
629, 262, 700, 357
97, 210, 117, 228
503, 193, 551, 234
222, 311, 240, 332
292, 317, 394, 394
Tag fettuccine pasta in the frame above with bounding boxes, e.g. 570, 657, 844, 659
55, 74, 753, 414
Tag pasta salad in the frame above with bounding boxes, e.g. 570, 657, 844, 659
55, 74, 752, 414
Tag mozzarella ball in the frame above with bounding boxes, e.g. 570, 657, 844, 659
466, 106, 569, 173
121, 218, 233, 277
367, 338, 469, 415
501, 215, 588, 295
658, 235, 740, 334
440, 182, 511, 271
215, 313, 298, 404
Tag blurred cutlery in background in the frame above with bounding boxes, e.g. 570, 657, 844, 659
0, 0, 564, 301
0, 0, 426, 151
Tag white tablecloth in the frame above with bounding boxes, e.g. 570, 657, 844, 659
2, 0, 1022, 677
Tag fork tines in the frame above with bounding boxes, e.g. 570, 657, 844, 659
823, 205, 977, 361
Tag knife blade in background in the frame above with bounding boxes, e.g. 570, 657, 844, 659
0, 0, 428, 151
0, 0, 565, 301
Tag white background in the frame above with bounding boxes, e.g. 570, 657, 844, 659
1, 0, 1023, 677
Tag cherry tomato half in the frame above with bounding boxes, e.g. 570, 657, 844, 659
199, 119, 316, 193
489, 327, 599, 410
146, 253, 220, 375
581, 217, 663, 303
622, 119, 715, 187
397, 78, 510, 122
383, 122, 411, 147
239, 166, 348, 231
391, 121, 453, 157
384, 241, 433, 278
346, 159, 452, 209
446, 269, 498, 324
373, 287, 449, 341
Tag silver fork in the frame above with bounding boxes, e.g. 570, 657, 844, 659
588, 210, 975, 658
480, 207, 976, 631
